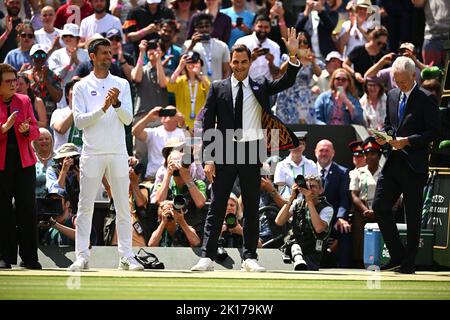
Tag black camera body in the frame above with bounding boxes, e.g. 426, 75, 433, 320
173, 194, 187, 211
224, 213, 237, 229
159, 108, 177, 117
295, 174, 308, 189
133, 163, 146, 176
200, 33, 210, 42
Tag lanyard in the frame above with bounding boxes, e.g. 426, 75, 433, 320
188, 79, 198, 120
202, 40, 213, 76
290, 162, 305, 181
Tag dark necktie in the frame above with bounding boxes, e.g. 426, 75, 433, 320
320, 168, 326, 185
398, 93, 407, 123
234, 81, 243, 132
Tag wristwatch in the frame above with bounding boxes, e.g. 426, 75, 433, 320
112, 100, 121, 109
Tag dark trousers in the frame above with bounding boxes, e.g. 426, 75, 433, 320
0, 145, 38, 264
373, 152, 427, 268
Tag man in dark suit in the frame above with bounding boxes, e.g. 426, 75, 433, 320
314, 139, 351, 268
373, 56, 440, 274
191, 28, 302, 272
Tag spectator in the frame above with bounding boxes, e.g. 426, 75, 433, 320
411, 0, 449, 68
123, 0, 175, 60
171, 0, 199, 47
105, 28, 133, 81
132, 106, 186, 181
343, 25, 388, 88
274, 131, 318, 198
359, 77, 386, 130
131, 40, 170, 161
184, 13, 231, 82
364, 42, 425, 91
337, 0, 373, 59
54, 0, 94, 29
350, 137, 381, 267
314, 139, 351, 268
78, 0, 124, 48
16, 73, 47, 128
275, 175, 334, 270
221, 0, 254, 48
110, 0, 142, 24
0, 0, 23, 63
149, 149, 206, 246
34, 6, 62, 57
165, 50, 210, 129
50, 79, 83, 151
348, 140, 366, 173
259, 155, 286, 209
26, 43, 63, 119
275, 31, 322, 124
0, 63, 41, 270
47, 23, 89, 108
46, 143, 80, 215
235, 15, 280, 81
422, 78, 441, 99
315, 68, 364, 125
187, 0, 231, 45
32, 127, 55, 199
312, 50, 343, 94
158, 19, 182, 73
296, 0, 339, 60
258, 0, 296, 54
4, 21, 34, 72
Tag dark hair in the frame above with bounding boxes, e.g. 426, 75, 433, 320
422, 78, 441, 96
65, 79, 80, 104
17, 73, 35, 100
230, 44, 252, 61
297, 30, 312, 48
194, 13, 213, 28
88, 38, 111, 55
171, 0, 198, 11
254, 14, 271, 25
161, 19, 179, 32
363, 78, 384, 99
0, 63, 18, 84
370, 25, 389, 41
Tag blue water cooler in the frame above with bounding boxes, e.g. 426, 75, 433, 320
363, 223, 382, 268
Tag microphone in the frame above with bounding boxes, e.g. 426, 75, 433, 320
384, 125, 395, 138
439, 140, 450, 150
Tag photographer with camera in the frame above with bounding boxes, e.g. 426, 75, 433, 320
46, 143, 81, 215
275, 175, 333, 271
132, 105, 186, 181
152, 149, 206, 243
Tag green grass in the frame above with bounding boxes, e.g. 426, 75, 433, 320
1, 276, 450, 300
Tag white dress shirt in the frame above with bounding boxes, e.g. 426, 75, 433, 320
72, 72, 133, 156
274, 154, 318, 187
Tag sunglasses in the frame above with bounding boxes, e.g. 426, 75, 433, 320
109, 36, 122, 42
335, 77, 348, 82
33, 52, 47, 59
3, 78, 17, 85
20, 33, 34, 39
299, 40, 309, 45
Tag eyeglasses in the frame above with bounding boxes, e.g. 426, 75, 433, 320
3, 78, 17, 85
20, 33, 34, 39
33, 52, 47, 59
299, 40, 309, 45
109, 36, 121, 42
335, 77, 348, 82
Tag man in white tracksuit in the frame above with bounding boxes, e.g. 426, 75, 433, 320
70, 38, 143, 271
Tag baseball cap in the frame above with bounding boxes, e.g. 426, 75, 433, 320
147, 0, 161, 3
325, 51, 343, 62
61, 23, 80, 37
105, 28, 121, 39
399, 42, 415, 53
30, 44, 47, 56
184, 50, 203, 65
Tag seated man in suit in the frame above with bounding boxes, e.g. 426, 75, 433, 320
315, 139, 352, 268
373, 56, 439, 274
191, 28, 303, 272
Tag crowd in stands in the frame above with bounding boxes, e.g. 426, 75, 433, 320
0, 0, 448, 269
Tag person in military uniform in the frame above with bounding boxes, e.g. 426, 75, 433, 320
275, 175, 334, 271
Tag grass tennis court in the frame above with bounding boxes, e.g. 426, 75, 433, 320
1, 269, 450, 300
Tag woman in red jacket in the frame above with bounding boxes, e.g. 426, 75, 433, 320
0, 63, 41, 269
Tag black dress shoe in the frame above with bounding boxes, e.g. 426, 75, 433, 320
380, 259, 402, 271
395, 265, 415, 274
19, 261, 42, 270
0, 259, 12, 269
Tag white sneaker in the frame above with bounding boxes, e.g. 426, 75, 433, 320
191, 258, 214, 271
242, 259, 266, 272
119, 256, 144, 271
293, 256, 308, 271
69, 257, 89, 272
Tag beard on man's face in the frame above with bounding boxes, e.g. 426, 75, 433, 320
94, 6, 107, 14
7, 7, 20, 17
255, 31, 268, 41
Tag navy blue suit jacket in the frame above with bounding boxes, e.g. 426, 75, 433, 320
384, 85, 439, 174
322, 162, 350, 221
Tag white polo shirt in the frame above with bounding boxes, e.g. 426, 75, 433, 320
235, 33, 280, 80
72, 72, 132, 156
79, 13, 124, 40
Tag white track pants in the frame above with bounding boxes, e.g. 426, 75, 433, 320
75, 154, 133, 260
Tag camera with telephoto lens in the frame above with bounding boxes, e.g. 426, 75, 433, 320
294, 174, 308, 189
37, 195, 64, 229
173, 194, 187, 211
224, 213, 237, 229
132, 163, 146, 176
